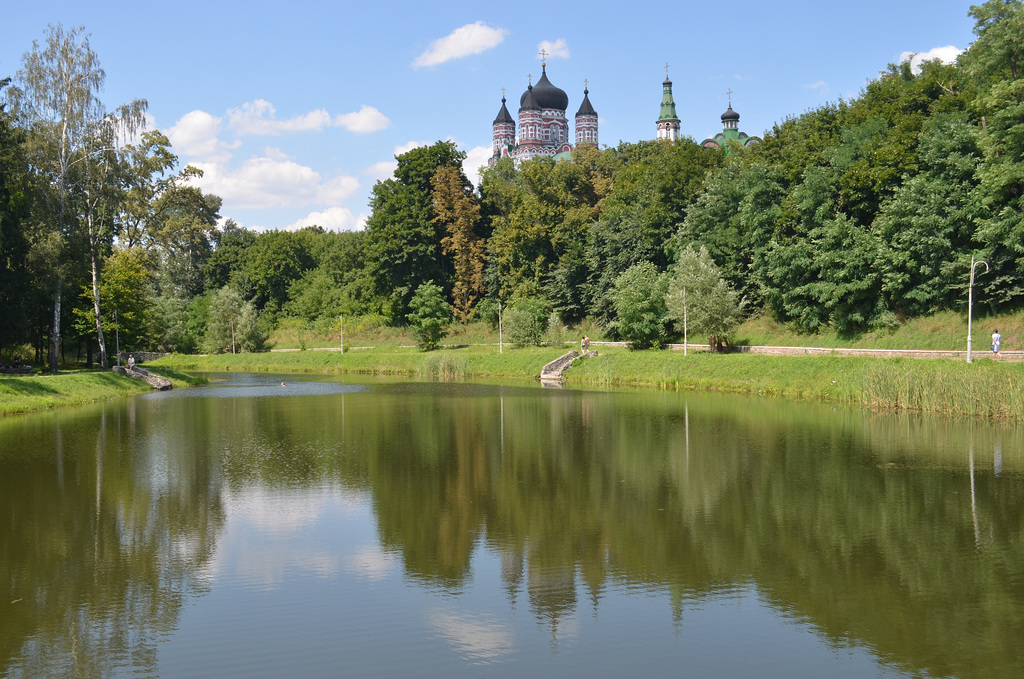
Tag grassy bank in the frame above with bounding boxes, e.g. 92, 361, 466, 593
150, 345, 566, 380
566, 349, 1024, 419
0, 366, 203, 417
150, 343, 1024, 420
264, 311, 1021, 354
5, 311, 1024, 419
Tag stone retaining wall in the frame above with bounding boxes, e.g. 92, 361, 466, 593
117, 351, 168, 364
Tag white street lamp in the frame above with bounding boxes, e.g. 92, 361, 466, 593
967, 255, 989, 363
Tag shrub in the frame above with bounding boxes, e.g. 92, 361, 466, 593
504, 297, 549, 346
406, 283, 452, 350
612, 262, 668, 349
665, 244, 742, 344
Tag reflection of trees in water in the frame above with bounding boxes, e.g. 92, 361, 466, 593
0, 399, 225, 678
8, 383, 1018, 676
335, 386, 1024, 677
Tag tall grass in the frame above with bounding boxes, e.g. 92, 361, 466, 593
568, 349, 1024, 419
418, 353, 469, 379
862, 360, 1024, 419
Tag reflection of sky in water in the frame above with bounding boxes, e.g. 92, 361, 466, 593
141, 373, 367, 400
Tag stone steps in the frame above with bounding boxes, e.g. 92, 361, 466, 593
540, 350, 598, 381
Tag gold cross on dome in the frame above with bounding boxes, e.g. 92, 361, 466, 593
584, 78, 589, 90
665, 62, 670, 77
727, 88, 733, 105
528, 73, 532, 86
539, 48, 548, 66
502, 87, 506, 98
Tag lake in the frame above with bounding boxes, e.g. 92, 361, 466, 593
1, 373, 1022, 678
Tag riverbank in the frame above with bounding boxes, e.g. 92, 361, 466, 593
147, 344, 1024, 420
4, 343, 1023, 420
0, 367, 201, 417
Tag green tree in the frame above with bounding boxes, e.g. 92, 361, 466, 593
364, 141, 465, 320
236, 229, 315, 314
12, 24, 147, 369
0, 79, 33, 350
431, 164, 485, 321
73, 248, 154, 352
204, 219, 256, 290
588, 139, 719, 325
872, 112, 985, 316
153, 184, 221, 299
205, 285, 264, 353
502, 297, 549, 346
965, 0, 1024, 82
963, 1, 1024, 307
665, 245, 743, 344
406, 282, 451, 350
611, 261, 668, 349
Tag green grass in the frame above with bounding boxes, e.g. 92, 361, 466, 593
149, 344, 567, 381
266, 311, 1022, 355
0, 365, 203, 416
0, 371, 152, 416
566, 347, 1024, 419
5, 310, 1023, 419
732, 310, 1021, 351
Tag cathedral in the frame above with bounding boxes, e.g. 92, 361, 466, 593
489, 61, 757, 166
658, 67, 760, 150
489, 55, 598, 166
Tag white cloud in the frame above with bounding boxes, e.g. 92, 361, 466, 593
286, 206, 363, 232
899, 45, 963, 74
429, 611, 515, 663
343, 545, 395, 580
334, 105, 391, 133
413, 21, 508, 68
538, 39, 569, 60
316, 174, 361, 203
263, 146, 292, 161
226, 99, 333, 135
364, 141, 430, 183
463, 145, 492, 189
190, 155, 356, 210
365, 160, 397, 181
395, 140, 429, 155
804, 80, 829, 92
164, 110, 238, 162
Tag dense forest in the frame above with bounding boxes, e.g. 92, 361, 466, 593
1, 1, 1022, 367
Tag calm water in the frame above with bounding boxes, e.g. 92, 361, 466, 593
2, 373, 1022, 678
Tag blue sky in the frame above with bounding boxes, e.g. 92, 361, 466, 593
2, 0, 978, 233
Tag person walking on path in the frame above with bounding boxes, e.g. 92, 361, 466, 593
992, 329, 1002, 358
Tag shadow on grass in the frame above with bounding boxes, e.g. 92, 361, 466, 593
0, 377, 60, 395
145, 365, 208, 385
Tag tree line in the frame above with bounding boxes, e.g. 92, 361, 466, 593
2, 2, 1022, 364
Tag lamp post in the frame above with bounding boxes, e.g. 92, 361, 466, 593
967, 255, 989, 363
682, 287, 688, 357
339, 313, 344, 355
114, 309, 120, 367
498, 300, 503, 354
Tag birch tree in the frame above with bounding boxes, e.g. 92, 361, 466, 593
12, 24, 147, 370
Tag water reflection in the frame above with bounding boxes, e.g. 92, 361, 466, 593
1, 376, 1022, 678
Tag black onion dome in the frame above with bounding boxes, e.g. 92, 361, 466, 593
520, 84, 540, 111
721, 105, 740, 122
521, 66, 568, 110
494, 96, 514, 124
575, 88, 596, 117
